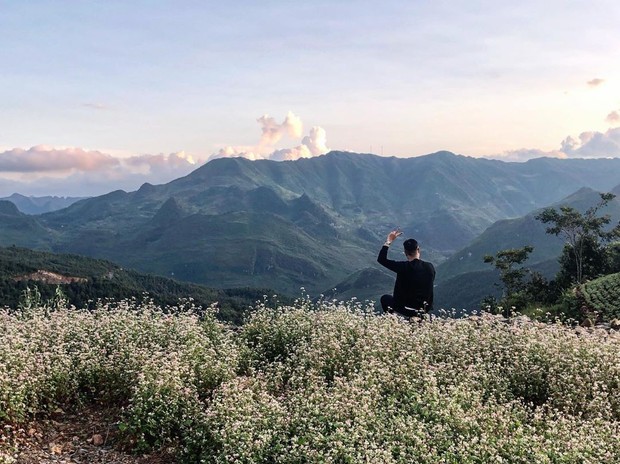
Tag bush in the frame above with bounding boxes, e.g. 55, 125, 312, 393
579, 272, 620, 321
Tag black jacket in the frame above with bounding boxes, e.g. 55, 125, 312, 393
377, 245, 435, 311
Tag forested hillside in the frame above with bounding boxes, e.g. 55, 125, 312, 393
0, 246, 286, 324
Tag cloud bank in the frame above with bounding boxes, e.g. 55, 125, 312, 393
0, 111, 328, 196
493, 127, 620, 162
0, 146, 119, 172
0, 146, 201, 196
212, 112, 330, 161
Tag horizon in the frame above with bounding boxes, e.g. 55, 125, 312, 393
5, 149, 620, 200
1, 1, 619, 196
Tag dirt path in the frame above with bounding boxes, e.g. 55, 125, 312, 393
1, 407, 176, 464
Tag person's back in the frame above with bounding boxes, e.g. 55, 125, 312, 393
377, 229, 435, 317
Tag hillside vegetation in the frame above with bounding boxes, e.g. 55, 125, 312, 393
1, 299, 619, 463
0, 246, 285, 324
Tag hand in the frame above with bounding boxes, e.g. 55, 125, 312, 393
386, 228, 402, 243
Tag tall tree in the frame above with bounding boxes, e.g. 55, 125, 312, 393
535, 193, 620, 284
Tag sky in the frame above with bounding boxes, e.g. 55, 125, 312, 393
1, 0, 620, 196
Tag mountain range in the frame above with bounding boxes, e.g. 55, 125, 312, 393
0, 193, 86, 214
2, 151, 620, 307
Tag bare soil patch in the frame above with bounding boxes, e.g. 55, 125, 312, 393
13, 270, 88, 285
1, 407, 176, 464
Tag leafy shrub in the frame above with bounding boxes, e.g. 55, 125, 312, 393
580, 272, 620, 321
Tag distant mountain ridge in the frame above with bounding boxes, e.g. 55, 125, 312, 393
0, 193, 87, 214
2, 151, 620, 298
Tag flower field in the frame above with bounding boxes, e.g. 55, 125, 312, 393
1, 298, 620, 463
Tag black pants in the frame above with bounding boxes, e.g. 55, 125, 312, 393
380, 294, 425, 318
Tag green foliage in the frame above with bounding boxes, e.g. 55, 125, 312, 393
2, 300, 620, 462
17, 285, 67, 317
0, 246, 290, 324
484, 245, 534, 297
578, 272, 620, 321
536, 192, 620, 284
554, 236, 612, 288
482, 245, 558, 314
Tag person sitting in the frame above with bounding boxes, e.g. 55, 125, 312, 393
377, 228, 435, 317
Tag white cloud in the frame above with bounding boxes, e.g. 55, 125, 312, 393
491, 126, 620, 162
123, 151, 197, 171
211, 112, 330, 162
213, 145, 263, 161
302, 126, 329, 156
0, 145, 119, 172
560, 127, 620, 157
270, 126, 330, 161
587, 78, 605, 87
606, 111, 620, 124
0, 146, 204, 196
258, 111, 303, 146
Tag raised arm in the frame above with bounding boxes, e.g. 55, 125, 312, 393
377, 229, 405, 273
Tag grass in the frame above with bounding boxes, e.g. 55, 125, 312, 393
1, 297, 619, 463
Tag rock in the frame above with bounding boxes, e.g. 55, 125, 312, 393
49, 443, 63, 454
92, 433, 105, 446
611, 319, 620, 330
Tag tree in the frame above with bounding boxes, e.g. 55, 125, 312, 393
555, 235, 609, 288
535, 193, 620, 285
484, 246, 534, 312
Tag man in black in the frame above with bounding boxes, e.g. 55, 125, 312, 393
377, 229, 435, 317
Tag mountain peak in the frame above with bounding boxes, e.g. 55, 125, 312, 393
428, 150, 459, 158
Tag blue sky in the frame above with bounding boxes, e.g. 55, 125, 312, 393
1, 0, 620, 196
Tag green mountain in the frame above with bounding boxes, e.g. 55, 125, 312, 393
0, 200, 57, 248
435, 259, 561, 312
323, 267, 395, 304
2, 151, 620, 298
0, 246, 285, 324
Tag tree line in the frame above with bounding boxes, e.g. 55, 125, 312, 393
0, 246, 290, 324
